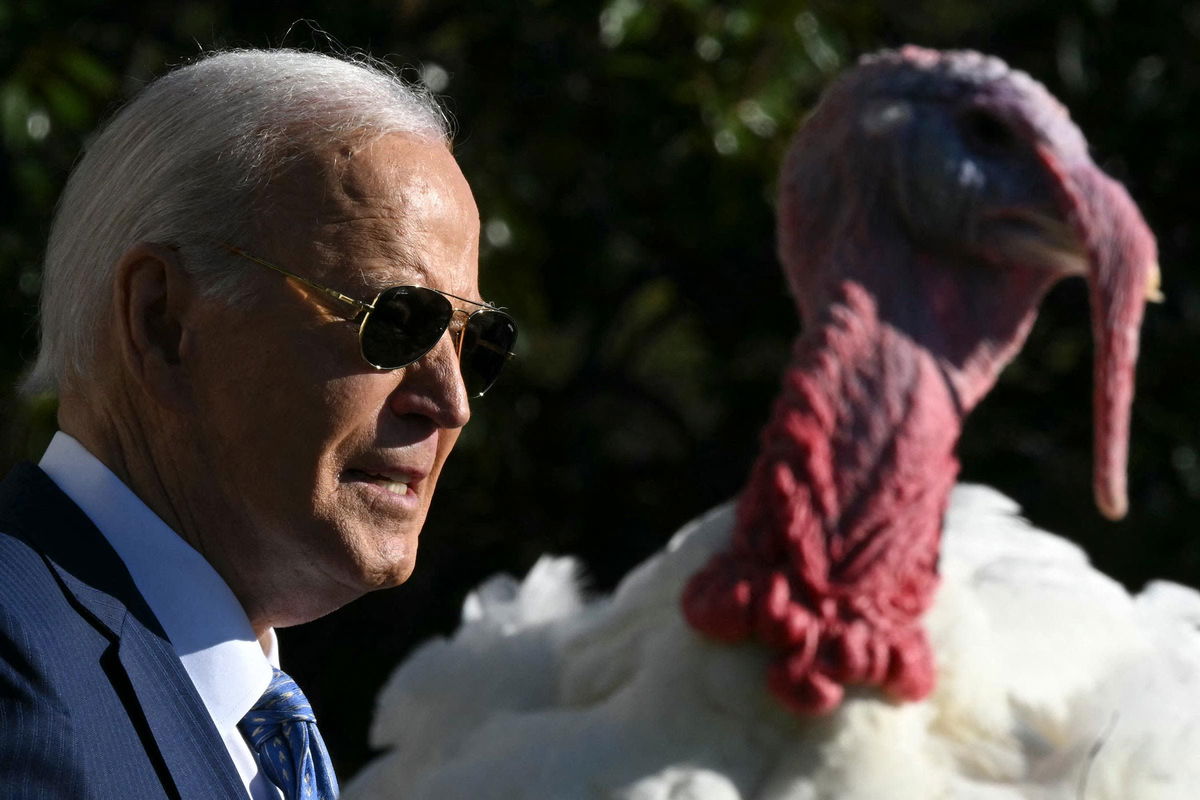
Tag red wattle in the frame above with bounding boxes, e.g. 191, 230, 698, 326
682, 284, 956, 716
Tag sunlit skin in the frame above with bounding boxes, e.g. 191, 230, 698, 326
57, 132, 481, 638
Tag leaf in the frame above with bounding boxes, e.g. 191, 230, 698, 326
56, 46, 118, 97
39, 74, 90, 130
0, 81, 32, 146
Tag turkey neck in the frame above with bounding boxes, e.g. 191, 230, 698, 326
738, 279, 962, 603
681, 271, 1018, 714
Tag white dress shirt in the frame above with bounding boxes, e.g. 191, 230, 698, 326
40, 432, 282, 800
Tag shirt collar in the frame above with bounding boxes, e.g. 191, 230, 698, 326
39, 431, 277, 731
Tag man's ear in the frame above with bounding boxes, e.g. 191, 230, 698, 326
111, 243, 198, 410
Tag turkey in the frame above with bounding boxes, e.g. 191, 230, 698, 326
344, 47, 1199, 800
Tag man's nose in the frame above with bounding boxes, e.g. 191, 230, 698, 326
388, 333, 471, 429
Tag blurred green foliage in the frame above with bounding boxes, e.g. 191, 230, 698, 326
2, 0, 1198, 778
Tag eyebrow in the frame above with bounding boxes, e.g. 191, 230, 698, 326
341, 238, 440, 291
350, 251, 493, 308
354, 262, 433, 293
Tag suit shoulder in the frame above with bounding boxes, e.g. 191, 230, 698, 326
0, 527, 65, 615
0, 533, 91, 798
0, 527, 104, 667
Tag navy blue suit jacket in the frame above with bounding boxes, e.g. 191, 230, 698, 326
0, 462, 247, 799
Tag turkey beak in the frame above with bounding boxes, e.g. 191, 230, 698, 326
1062, 158, 1159, 521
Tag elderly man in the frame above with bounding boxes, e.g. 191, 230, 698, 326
0, 49, 516, 799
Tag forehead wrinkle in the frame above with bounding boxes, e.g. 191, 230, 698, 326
309, 211, 429, 289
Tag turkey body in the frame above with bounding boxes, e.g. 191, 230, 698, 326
345, 485, 1200, 800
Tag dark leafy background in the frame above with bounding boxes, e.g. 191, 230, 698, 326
2, 0, 1197, 779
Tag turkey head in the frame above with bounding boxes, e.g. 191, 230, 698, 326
683, 47, 1159, 714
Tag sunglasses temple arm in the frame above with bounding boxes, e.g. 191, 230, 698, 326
222, 244, 372, 317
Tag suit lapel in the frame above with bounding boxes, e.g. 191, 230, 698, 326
0, 463, 247, 800
116, 620, 249, 799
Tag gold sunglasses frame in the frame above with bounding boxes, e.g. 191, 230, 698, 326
222, 244, 516, 395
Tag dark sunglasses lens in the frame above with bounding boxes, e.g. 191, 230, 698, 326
360, 286, 453, 369
460, 310, 518, 396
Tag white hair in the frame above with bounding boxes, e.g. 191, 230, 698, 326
23, 48, 451, 395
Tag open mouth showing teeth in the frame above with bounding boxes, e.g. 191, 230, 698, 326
346, 469, 410, 496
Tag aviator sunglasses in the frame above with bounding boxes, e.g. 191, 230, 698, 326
224, 245, 518, 397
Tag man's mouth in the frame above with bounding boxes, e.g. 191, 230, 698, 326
345, 469, 412, 497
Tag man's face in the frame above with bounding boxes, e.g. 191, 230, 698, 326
178, 132, 480, 624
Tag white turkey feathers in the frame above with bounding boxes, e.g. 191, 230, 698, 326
344, 485, 1200, 800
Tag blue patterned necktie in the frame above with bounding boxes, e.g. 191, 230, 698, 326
239, 668, 339, 800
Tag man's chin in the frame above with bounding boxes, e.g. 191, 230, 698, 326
348, 538, 420, 592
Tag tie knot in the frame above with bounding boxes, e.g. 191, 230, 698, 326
239, 668, 317, 746
238, 667, 339, 799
